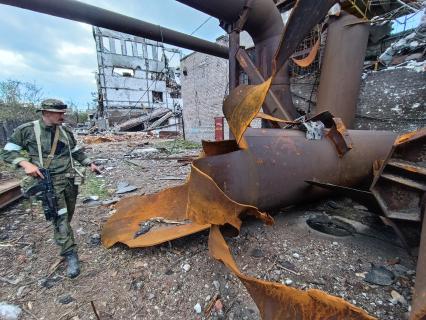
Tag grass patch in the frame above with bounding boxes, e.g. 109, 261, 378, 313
153, 139, 201, 154
79, 172, 109, 199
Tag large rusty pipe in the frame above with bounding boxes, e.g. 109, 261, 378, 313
195, 128, 397, 210
316, 13, 370, 128
0, 0, 228, 58
177, 0, 299, 119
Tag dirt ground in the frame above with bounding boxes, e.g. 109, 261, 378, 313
0, 134, 419, 320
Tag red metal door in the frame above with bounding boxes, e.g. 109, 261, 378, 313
214, 117, 224, 141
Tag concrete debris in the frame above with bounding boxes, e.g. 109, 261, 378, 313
193, 302, 202, 314
182, 263, 191, 272
365, 264, 395, 286
57, 293, 74, 305
0, 302, 22, 320
116, 181, 138, 194
390, 290, 407, 306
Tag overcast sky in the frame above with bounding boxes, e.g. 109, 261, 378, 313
0, 1, 224, 109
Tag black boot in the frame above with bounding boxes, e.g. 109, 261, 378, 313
64, 251, 80, 278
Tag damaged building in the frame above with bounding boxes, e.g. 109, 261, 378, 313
93, 27, 183, 133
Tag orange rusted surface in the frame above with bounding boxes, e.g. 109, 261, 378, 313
395, 127, 426, 145
255, 111, 299, 124
100, 130, 395, 318
222, 78, 272, 148
102, 162, 273, 248
292, 38, 321, 68
209, 225, 375, 320
101, 184, 208, 248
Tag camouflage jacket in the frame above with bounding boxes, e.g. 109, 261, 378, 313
1, 120, 92, 175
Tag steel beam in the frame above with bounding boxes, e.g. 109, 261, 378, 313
0, 0, 228, 58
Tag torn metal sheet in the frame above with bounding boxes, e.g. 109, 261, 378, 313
291, 38, 321, 68
222, 78, 272, 148
273, 0, 337, 74
209, 225, 375, 320
102, 159, 273, 248
326, 117, 354, 157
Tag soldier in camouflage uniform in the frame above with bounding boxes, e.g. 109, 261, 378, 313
1, 99, 100, 278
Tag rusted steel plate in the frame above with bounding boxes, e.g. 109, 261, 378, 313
236, 48, 293, 123
273, 0, 337, 74
371, 128, 426, 222
102, 129, 397, 319
326, 117, 354, 157
102, 161, 273, 248
0, 179, 22, 210
209, 225, 375, 320
222, 78, 271, 148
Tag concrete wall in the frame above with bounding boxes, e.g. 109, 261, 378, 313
181, 36, 230, 142
180, 35, 261, 142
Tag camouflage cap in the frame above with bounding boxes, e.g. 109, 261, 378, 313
37, 99, 67, 113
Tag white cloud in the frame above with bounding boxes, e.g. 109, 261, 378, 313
57, 64, 96, 84
57, 41, 93, 58
0, 49, 31, 76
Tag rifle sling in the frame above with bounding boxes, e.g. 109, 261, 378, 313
44, 126, 60, 169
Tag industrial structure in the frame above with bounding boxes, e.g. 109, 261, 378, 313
0, 0, 424, 319
92, 27, 183, 131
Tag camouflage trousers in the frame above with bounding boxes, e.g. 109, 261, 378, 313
51, 176, 79, 256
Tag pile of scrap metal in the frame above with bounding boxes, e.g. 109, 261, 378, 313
101, 1, 425, 319
2, 0, 423, 318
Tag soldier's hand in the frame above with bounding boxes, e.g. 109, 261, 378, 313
19, 161, 45, 178
89, 163, 101, 174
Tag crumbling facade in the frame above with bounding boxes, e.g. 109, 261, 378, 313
93, 27, 183, 131
181, 35, 261, 142
180, 36, 230, 141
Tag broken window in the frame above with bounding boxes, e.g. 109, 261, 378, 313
125, 41, 133, 56
170, 91, 181, 99
114, 39, 122, 55
102, 36, 110, 52
152, 91, 163, 103
113, 67, 134, 77
136, 43, 144, 57
146, 45, 154, 60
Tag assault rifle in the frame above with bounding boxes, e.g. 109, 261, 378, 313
24, 168, 58, 222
